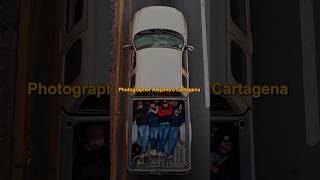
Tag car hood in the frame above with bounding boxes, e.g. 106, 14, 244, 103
133, 6, 187, 40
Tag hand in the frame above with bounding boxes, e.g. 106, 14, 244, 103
178, 137, 185, 145
210, 165, 218, 174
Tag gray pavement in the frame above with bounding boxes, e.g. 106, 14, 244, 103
251, 0, 320, 180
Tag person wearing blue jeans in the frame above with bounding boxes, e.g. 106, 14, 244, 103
168, 125, 180, 159
157, 100, 173, 157
137, 125, 149, 156
147, 101, 159, 156
168, 103, 185, 160
133, 101, 149, 156
158, 123, 170, 157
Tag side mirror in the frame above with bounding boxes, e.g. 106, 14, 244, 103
123, 44, 133, 49
187, 45, 195, 52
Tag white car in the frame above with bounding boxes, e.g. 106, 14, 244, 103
124, 6, 193, 174
124, 6, 194, 93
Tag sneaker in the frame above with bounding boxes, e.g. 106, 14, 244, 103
139, 153, 145, 157
158, 152, 164, 157
167, 154, 175, 160
150, 149, 156, 156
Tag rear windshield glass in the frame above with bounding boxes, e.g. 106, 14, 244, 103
134, 29, 184, 50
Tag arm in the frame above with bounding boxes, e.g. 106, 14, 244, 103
149, 108, 158, 114
180, 112, 185, 123
133, 110, 138, 122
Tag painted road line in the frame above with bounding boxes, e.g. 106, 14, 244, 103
123, 0, 133, 179
111, 0, 125, 179
201, 0, 210, 108
300, 0, 320, 146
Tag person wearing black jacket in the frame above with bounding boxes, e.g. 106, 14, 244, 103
210, 136, 237, 180
147, 101, 159, 156
133, 101, 149, 156
72, 124, 109, 180
167, 103, 185, 159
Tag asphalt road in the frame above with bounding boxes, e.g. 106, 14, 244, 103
250, 0, 320, 180
119, 0, 211, 179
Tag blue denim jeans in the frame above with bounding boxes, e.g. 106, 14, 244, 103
137, 125, 149, 153
149, 126, 159, 150
159, 123, 170, 153
168, 126, 180, 156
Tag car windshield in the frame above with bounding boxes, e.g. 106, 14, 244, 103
134, 29, 184, 50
